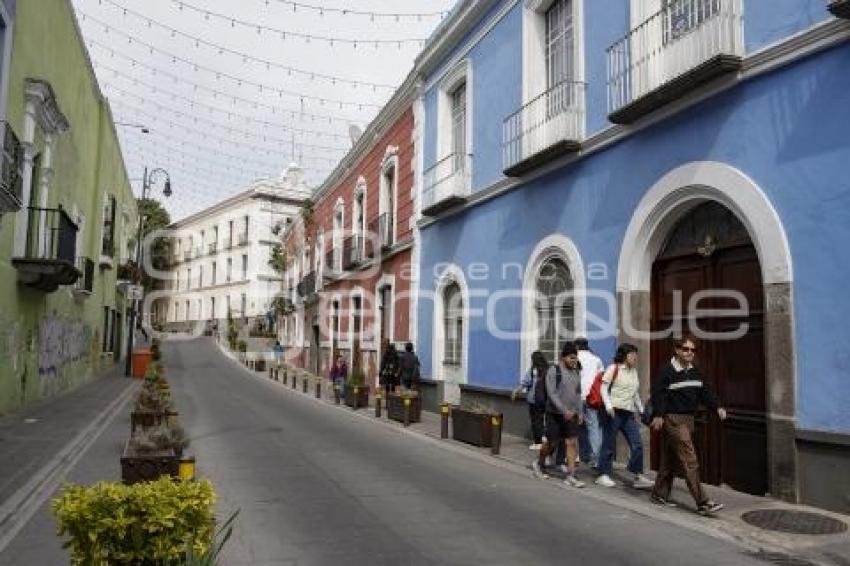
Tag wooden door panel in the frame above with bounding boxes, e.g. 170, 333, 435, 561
720, 413, 768, 495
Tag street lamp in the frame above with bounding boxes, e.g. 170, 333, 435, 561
125, 166, 172, 377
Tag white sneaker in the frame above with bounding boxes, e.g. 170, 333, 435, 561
564, 475, 585, 488
528, 443, 542, 450
555, 464, 569, 475
531, 460, 549, 479
595, 474, 616, 487
545, 455, 554, 467
633, 474, 654, 490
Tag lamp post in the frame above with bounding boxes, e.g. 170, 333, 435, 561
125, 166, 172, 377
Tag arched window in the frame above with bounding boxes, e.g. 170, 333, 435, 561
535, 257, 574, 363
443, 282, 463, 365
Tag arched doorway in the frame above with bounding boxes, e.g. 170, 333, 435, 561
650, 201, 767, 495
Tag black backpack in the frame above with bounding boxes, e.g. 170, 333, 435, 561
534, 366, 562, 407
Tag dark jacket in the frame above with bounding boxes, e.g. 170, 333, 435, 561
652, 360, 719, 416
379, 350, 400, 386
398, 351, 420, 386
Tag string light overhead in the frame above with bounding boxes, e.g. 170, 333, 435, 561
245, 0, 449, 20
79, 14, 382, 111
81, 8, 398, 90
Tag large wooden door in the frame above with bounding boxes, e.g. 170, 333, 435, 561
650, 203, 767, 495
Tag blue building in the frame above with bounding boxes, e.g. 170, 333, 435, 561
411, 0, 850, 511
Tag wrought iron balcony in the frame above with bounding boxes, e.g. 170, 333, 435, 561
74, 257, 95, 295
503, 80, 585, 177
344, 235, 364, 270
0, 122, 24, 213
297, 271, 316, 298
12, 207, 80, 292
607, 0, 744, 124
422, 153, 472, 216
829, 0, 850, 18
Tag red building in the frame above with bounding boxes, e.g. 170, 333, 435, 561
280, 74, 418, 387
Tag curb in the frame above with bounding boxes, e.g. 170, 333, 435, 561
0, 378, 138, 554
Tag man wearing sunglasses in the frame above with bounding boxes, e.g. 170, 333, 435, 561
649, 335, 727, 515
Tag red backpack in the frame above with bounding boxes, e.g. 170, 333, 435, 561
586, 365, 618, 409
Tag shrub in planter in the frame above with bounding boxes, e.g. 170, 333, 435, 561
344, 367, 369, 409
52, 477, 217, 565
388, 390, 421, 423
451, 403, 501, 448
121, 423, 189, 483
237, 341, 247, 353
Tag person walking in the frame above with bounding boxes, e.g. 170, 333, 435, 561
596, 343, 653, 489
649, 335, 726, 515
575, 337, 604, 468
512, 351, 549, 450
329, 354, 348, 397
272, 340, 284, 366
532, 343, 585, 488
379, 340, 400, 399
398, 342, 421, 390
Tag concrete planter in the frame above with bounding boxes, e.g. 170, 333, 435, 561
451, 407, 500, 448
130, 410, 178, 434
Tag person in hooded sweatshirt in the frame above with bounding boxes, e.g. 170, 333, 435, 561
532, 342, 585, 488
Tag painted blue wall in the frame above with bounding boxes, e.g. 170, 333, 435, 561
418, 41, 850, 434
420, 0, 834, 199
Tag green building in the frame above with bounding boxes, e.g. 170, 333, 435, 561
0, 0, 139, 415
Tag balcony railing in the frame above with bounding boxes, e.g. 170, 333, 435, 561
607, 0, 743, 124
344, 235, 364, 269
376, 213, 392, 250
422, 153, 472, 216
829, 0, 850, 19
503, 80, 585, 176
0, 121, 24, 213
74, 257, 95, 294
208, 242, 217, 255
297, 271, 316, 298
237, 232, 249, 246
13, 207, 80, 291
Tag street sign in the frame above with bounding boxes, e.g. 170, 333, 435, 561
127, 285, 144, 300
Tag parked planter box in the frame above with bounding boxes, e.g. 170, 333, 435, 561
120, 440, 179, 484
451, 407, 501, 447
344, 385, 369, 410
388, 394, 421, 424
254, 359, 267, 372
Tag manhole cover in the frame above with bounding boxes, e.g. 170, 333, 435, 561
741, 509, 847, 535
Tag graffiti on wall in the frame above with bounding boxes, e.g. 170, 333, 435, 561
0, 315, 22, 371
38, 315, 92, 385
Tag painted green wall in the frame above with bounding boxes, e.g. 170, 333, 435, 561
0, 0, 137, 414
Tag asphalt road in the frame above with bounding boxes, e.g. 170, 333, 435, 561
163, 339, 766, 566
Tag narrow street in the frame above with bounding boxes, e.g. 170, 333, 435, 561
158, 338, 763, 566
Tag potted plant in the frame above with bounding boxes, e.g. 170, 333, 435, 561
451, 402, 501, 448
120, 425, 180, 484
388, 388, 421, 424
344, 366, 370, 409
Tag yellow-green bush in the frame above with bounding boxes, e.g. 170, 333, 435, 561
52, 478, 216, 565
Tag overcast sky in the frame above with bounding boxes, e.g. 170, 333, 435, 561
71, 0, 456, 221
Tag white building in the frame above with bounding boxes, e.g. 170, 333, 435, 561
157, 164, 311, 331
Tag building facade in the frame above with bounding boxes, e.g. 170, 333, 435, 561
280, 75, 418, 385
0, 0, 138, 414
158, 165, 310, 334
413, 0, 850, 512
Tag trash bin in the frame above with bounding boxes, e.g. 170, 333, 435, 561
131, 349, 153, 379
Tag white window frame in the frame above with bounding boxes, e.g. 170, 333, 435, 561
522, 0, 585, 104
352, 177, 367, 257
347, 288, 365, 352
374, 274, 396, 346
432, 264, 469, 386
379, 147, 400, 246
332, 198, 345, 270
436, 59, 473, 165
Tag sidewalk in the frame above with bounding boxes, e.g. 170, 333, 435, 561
223, 345, 850, 566
0, 364, 138, 555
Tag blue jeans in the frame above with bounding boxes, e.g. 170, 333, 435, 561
598, 409, 643, 476
578, 404, 603, 466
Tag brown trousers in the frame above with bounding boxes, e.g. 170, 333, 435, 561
651, 414, 707, 505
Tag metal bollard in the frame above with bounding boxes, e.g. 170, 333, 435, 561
403, 397, 412, 427
315, 380, 321, 399
302, 377, 308, 394
334, 384, 340, 405
490, 414, 502, 456
375, 393, 382, 418
292, 373, 297, 389
352, 386, 360, 409
440, 403, 450, 439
